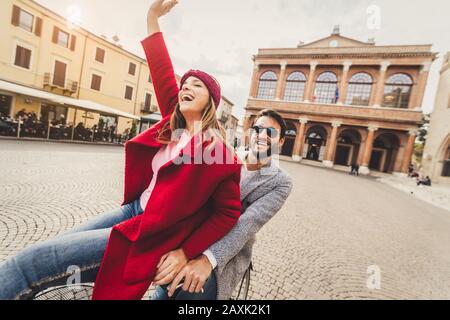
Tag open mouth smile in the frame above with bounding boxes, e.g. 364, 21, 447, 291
181, 93, 195, 102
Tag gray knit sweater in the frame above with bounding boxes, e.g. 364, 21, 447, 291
209, 158, 293, 300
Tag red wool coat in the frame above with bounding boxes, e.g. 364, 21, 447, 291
92, 32, 242, 300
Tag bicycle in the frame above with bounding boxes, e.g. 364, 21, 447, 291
34, 263, 253, 300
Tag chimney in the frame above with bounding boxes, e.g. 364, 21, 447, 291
367, 37, 376, 45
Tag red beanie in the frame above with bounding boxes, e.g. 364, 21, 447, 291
180, 70, 221, 107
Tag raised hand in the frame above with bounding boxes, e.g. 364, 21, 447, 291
147, 0, 179, 35
148, 0, 179, 19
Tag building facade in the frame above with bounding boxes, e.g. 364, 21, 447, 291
216, 96, 239, 146
422, 53, 450, 184
0, 0, 238, 141
244, 28, 436, 175
0, 0, 162, 134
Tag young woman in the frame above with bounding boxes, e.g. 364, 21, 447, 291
0, 0, 241, 300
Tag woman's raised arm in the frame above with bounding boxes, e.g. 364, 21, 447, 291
142, 0, 180, 118
147, 0, 178, 36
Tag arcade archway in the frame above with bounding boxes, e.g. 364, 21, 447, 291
281, 121, 297, 157
304, 125, 328, 161
370, 133, 401, 173
335, 129, 362, 166
439, 135, 450, 177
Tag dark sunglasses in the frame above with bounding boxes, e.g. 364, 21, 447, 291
251, 125, 280, 138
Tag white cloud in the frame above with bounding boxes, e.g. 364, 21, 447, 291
36, 0, 450, 123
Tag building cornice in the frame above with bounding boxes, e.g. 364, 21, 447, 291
258, 44, 433, 54
245, 98, 423, 127
254, 52, 436, 62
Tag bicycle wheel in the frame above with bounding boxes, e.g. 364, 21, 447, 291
34, 284, 157, 300
232, 263, 252, 300
34, 284, 94, 300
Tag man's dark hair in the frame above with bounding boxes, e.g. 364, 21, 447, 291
254, 109, 287, 139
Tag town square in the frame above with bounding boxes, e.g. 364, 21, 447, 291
0, 0, 449, 302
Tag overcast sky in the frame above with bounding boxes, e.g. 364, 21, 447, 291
36, 0, 450, 123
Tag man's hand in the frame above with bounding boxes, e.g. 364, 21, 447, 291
153, 248, 188, 286
167, 254, 213, 297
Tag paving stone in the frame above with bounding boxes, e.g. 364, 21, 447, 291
1, 140, 450, 299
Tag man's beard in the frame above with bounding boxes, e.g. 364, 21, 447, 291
250, 141, 278, 161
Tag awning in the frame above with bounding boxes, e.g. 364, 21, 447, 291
141, 113, 162, 122
0, 79, 140, 120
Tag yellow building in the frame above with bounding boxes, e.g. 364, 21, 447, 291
216, 96, 239, 146
0, 0, 158, 136
0, 0, 239, 142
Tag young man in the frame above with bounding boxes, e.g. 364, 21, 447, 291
152, 109, 294, 300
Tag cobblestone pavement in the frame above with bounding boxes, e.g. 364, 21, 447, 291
1, 140, 450, 300
378, 175, 450, 213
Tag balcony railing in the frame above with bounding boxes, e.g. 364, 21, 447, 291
43, 73, 78, 96
140, 103, 158, 113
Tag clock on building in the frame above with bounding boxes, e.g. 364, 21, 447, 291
329, 40, 339, 47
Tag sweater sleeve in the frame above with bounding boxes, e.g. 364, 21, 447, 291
181, 166, 242, 260
141, 32, 180, 118
210, 174, 293, 274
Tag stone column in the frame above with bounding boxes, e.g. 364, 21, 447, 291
292, 118, 308, 162
304, 61, 319, 103
373, 62, 391, 107
249, 61, 260, 99
338, 61, 352, 105
360, 126, 379, 175
275, 61, 288, 100
401, 129, 418, 174
323, 121, 342, 167
410, 62, 431, 110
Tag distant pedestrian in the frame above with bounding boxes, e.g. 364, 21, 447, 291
15, 108, 27, 120
408, 164, 415, 177
350, 163, 360, 176
417, 176, 432, 187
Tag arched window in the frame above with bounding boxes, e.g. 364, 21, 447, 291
345, 73, 373, 106
283, 72, 307, 102
383, 73, 413, 108
285, 121, 298, 137
256, 71, 277, 100
314, 72, 338, 104
281, 121, 298, 157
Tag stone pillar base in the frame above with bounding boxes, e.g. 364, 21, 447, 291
292, 155, 302, 162
322, 160, 334, 168
359, 166, 370, 175
393, 172, 408, 178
